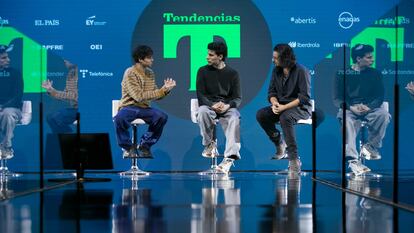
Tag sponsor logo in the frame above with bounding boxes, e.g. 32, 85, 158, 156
338, 12, 360, 29
290, 16, 317, 24
0, 70, 11, 77
0, 16, 9, 27
383, 43, 414, 49
34, 19, 60, 26
374, 16, 410, 26
333, 42, 349, 48
85, 16, 107, 26
47, 72, 65, 77
131, 0, 272, 119
90, 44, 103, 50
381, 69, 414, 76
79, 69, 113, 78
288, 41, 320, 48
42, 45, 64, 50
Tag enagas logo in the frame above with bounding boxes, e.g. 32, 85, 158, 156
131, 0, 272, 119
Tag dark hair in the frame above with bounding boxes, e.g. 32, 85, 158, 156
132, 45, 153, 63
208, 41, 228, 61
273, 44, 296, 69
351, 44, 374, 64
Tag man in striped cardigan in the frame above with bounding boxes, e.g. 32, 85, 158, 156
114, 45, 176, 158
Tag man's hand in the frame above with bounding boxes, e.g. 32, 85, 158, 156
406, 81, 414, 95
350, 103, 370, 115
212, 102, 230, 114
162, 78, 176, 91
271, 102, 287, 114
41, 80, 54, 91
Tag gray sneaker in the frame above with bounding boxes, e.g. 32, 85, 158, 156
216, 158, 235, 174
360, 144, 381, 160
202, 141, 218, 158
348, 159, 371, 176
0, 147, 14, 160
288, 159, 302, 174
271, 141, 287, 160
122, 147, 138, 159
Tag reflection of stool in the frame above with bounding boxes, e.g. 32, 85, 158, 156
112, 100, 149, 177
349, 102, 389, 179
274, 100, 314, 176
0, 101, 32, 179
191, 99, 223, 176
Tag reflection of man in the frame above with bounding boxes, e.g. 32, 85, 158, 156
256, 44, 311, 174
333, 44, 390, 176
196, 41, 242, 174
114, 45, 176, 158
42, 60, 78, 133
0, 44, 23, 159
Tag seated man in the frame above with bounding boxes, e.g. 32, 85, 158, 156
42, 60, 78, 133
196, 41, 242, 174
0, 44, 23, 159
113, 45, 176, 158
256, 44, 311, 174
333, 44, 390, 176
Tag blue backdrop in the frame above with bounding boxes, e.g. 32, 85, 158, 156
1, 0, 412, 172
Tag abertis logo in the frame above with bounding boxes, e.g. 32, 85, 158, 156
131, 0, 272, 119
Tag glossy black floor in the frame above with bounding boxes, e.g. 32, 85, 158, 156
1, 172, 414, 233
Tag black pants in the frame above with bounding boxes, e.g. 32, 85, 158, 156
256, 106, 309, 160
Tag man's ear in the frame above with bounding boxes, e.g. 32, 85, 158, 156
219, 54, 224, 61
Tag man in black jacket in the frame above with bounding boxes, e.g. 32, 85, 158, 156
196, 41, 242, 174
256, 44, 311, 174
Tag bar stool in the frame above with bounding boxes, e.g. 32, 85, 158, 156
274, 100, 314, 176
191, 99, 223, 175
112, 100, 150, 177
0, 100, 32, 179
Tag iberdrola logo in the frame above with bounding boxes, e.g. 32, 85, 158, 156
132, 0, 272, 119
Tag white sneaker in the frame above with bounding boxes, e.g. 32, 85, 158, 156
0, 146, 14, 160
202, 141, 218, 158
348, 159, 371, 176
216, 158, 235, 174
360, 144, 381, 160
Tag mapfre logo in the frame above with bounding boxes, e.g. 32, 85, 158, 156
131, 0, 272, 119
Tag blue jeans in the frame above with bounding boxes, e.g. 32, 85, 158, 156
47, 108, 77, 133
113, 106, 168, 150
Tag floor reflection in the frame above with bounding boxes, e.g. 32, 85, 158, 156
1, 172, 414, 233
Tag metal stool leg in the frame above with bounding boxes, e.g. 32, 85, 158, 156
0, 158, 21, 178
120, 124, 150, 178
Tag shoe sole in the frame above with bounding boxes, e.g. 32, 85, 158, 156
352, 167, 371, 176
271, 153, 288, 160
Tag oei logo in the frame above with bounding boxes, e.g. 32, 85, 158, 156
338, 12, 360, 29
131, 0, 272, 119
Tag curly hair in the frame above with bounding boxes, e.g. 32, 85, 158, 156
132, 45, 153, 63
273, 44, 296, 69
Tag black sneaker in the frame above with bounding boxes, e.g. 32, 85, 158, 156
137, 145, 153, 159
271, 141, 287, 160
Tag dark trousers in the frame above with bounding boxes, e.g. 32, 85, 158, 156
47, 107, 77, 133
256, 106, 309, 160
113, 106, 168, 150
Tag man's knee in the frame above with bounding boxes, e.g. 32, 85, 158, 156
256, 108, 268, 123
197, 106, 212, 121
1, 108, 20, 123
279, 113, 294, 126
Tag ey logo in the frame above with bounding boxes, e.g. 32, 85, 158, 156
131, 0, 272, 119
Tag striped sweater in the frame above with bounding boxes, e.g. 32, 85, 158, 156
118, 65, 168, 109
48, 66, 78, 108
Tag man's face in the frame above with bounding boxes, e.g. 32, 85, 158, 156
357, 52, 374, 68
206, 50, 222, 66
0, 52, 10, 70
139, 56, 153, 68
272, 51, 280, 67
